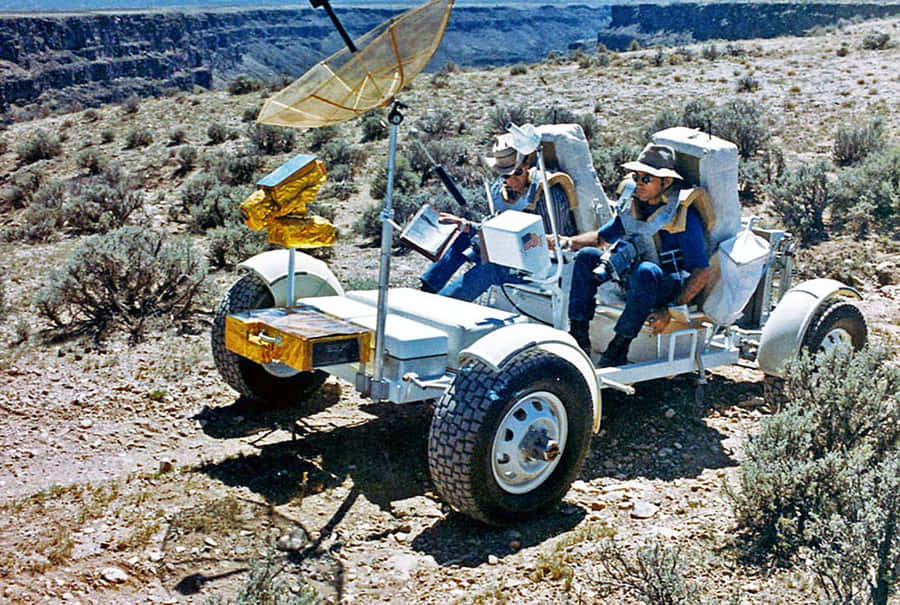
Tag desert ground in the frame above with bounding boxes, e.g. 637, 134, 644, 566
0, 15, 898, 604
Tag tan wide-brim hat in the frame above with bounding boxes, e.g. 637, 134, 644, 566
484, 134, 524, 176
622, 143, 683, 180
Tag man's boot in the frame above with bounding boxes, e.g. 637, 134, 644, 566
568, 320, 591, 355
598, 333, 632, 367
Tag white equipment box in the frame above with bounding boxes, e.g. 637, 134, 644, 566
480, 210, 552, 278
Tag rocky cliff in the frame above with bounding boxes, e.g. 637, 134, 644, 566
1, 2, 898, 119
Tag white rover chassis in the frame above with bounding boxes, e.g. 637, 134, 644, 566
211, 127, 867, 525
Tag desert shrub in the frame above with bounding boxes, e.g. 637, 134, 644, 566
227, 75, 262, 95
242, 104, 261, 123
510, 63, 528, 75
594, 52, 611, 67
808, 452, 899, 605
675, 46, 695, 62
643, 107, 680, 141
121, 95, 140, 114
124, 127, 153, 149
309, 125, 339, 151
213, 151, 263, 185
1, 168, 43, 210
175, 145, 198, 175
168, 128, 187, 146
75, 149, 107, 175
247, 124, 295, 154
680, 97, 716, 131
596, 540, 703, 604
738, 146, 784, 203
712, 99, 769, 158
360, 111, 388, 143
430, 70, 449, 89
767, 160, 831, 246
0, 136, 7, 155
735, 74, 760, 93
369, 155, 418, 202
320, 179, 357, 201
415, 109, 455, 140
536, 107, 599, 143
836, 43, 850, 57
82, 108, 99, 122
592, 143, 643, 190
729, 347, 899, 562
184, 183, 246, 233
100, 129, 115, 144
63, 179, 143, 235
702, 44, 719, 60
35, 227, 206, 342
320, 139, 365, 170
650, 47, 665, 67
861, 33, 890, 50
406, 138, 474, 186
831, 145, 900, 236
180, 172, 219, 211
15, 129, 62, 164
628, 39, 641, 51
206, 224, 267, 271
206, 122, 229, 145
486, 104, 533, 135
832, 118, 885, 166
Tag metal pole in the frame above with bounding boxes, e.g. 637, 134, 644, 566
287, 247, 296, 307
373, 102, 405, 388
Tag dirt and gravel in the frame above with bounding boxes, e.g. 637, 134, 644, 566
0, 16, 898, 604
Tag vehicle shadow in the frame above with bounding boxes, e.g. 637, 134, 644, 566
409, 505, 586, 567
582, 372, 763, 482
195, 400, 433, 508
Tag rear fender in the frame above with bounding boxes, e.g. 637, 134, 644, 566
460, 324, 602, 432
237, 249, 343, 306
757, 278, 861, 377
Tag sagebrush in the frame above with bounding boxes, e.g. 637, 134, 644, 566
35, 226, 207, 342
729, 347, 899, 565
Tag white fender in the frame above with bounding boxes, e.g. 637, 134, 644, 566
238, 249, 343, 306
757, 278, 861, 378
460, 324, 602, 433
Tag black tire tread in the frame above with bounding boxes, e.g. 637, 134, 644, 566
801, 299, 867, 353
428, 349, 592, 525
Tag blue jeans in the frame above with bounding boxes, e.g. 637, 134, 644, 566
568, 248, 683, 339
420, 230, 526, 302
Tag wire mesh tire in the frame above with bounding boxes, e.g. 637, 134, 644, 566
802, 299, 867, 354
428, 349, 593, 526
211, 272, 327, 409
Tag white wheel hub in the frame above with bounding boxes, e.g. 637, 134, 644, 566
820, 327, 853, 352
491, 391, 568, 494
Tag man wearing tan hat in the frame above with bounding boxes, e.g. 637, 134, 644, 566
556, 143, 711, 366
419, 134, 577, 301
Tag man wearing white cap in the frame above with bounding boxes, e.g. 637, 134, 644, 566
420, 134, 577, 301
557, 144, 711, 366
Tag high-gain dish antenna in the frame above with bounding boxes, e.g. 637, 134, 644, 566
257, 0, 454, 398
258, 0, 454, 129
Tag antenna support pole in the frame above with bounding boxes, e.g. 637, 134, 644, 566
309, 0, 358, 53
371, 101, 406, 398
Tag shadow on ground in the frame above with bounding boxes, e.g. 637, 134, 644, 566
195, 399, 432, 508
583, 372, 762, 482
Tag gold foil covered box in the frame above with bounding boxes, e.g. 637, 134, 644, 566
240, 154, 336, 249
225, 306, 373, 372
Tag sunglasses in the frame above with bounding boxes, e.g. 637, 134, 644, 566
634, 173, 655, 184
502, 168, 525, 180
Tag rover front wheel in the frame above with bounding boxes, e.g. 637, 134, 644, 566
211, 272, 327, 409
428, 350, 593, 525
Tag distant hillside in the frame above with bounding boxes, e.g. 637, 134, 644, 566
1, 2, 898, 120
